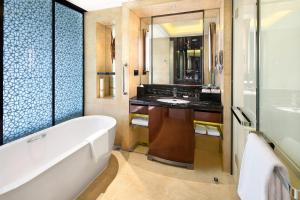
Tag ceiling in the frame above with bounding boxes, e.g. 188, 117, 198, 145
127, 0, 221, 17
67, 0, 222, 14
161, 20, 203, 37
152, 11, 204, 38
66, 0, 181, 11
153, 20, 203, 38
66, 0, 129, 11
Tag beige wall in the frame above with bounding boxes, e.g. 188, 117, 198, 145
85, 8, 126, 147
221, 0, 232, 173
85, 6, 149, 150
128, 10, 141, 98
96, 24, 112, 72
85, 0, 233, 173
96, 23, 105, 70
153, 38, 170, 84
96, 23, 113, 97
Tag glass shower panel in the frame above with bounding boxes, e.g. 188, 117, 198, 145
3, 0, 53, 143
233, 0, 257, 123
232, 0, 257, 176
260, 0, 300, 169
55, 3, 83, 124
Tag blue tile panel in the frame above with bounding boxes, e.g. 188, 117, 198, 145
55, 3, 83, 124
3, 0, 53, 143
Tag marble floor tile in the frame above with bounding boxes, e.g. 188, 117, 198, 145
79, 148, 239, 200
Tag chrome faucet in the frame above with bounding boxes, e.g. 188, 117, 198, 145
172, 88, 177, 98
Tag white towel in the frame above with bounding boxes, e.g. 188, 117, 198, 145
86, 129, 109, 162
195, 124, 207, 135
211, 89, 221, 94
238, 133, 290, 200
131, 117, 148, 127
207, 126, 221, 137
201, 89, 211, 93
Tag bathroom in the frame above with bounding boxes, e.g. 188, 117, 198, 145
0, 0, 299, 200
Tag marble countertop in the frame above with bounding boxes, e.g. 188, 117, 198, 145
130, 96, 223, 112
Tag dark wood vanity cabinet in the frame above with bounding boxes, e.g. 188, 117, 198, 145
194, 111, 223, 123
129, 104, 148, 115
129, 96, 223, 169
148, 106, 195, 168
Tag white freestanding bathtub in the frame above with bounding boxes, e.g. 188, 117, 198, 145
0, 115, 116, 200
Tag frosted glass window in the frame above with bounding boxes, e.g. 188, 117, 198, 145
259, 0, 300, 168
3, 0, 53, 143
55, 3, 83, 124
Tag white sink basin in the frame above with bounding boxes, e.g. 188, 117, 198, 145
157, 98, 190, 104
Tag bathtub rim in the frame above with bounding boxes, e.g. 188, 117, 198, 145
0, 115, 116, 150
0, 115, 116, 196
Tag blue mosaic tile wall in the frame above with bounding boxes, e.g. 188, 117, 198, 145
55, 3, 83, 124
3, 0, 53, 143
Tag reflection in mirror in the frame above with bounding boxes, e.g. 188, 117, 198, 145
140, 17, 151, 75
151, 11, 204, 85
204, 9, 222, 87
144, 9, 222, 87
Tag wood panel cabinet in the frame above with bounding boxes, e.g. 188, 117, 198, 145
129, 102, 223, 169
194, 111, 223, 123
129, 104, 148, 115
148, 106, 195, 168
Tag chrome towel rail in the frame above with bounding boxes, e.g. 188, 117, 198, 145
122, 63, 128, 95
232, 106, 300, 199
250, 130, 300, 200
231, 106, 251, 127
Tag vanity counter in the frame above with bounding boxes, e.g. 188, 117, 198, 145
129, 96, 223, 113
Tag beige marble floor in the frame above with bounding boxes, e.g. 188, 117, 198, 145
79, 135, 239, 200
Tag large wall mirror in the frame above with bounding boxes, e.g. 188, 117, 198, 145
141, 9, 222, 86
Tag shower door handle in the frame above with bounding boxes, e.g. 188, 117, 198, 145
123, 63, 128, 95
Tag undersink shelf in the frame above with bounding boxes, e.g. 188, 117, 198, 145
194, 120, 223, 138
130, 113, 149, 127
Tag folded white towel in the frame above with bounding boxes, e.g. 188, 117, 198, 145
131, 117, 148, 127
86, 129, 109, 162
207, 126, 221, 137
211, 89, 221, 94
194, 124, 207, 135
238, 133, 290, 200
201, 89, 211, 93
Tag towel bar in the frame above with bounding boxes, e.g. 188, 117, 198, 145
250, 130, 300, 200
232, 106, 251, 127
232, 106, 299, 199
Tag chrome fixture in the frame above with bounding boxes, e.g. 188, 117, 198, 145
27, 133, 47, 143
123, 63, 128, 95
232, 106, 300, 200
250, 130, 300, 200
172, 88, 177, 98
231, 106, 251, 127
